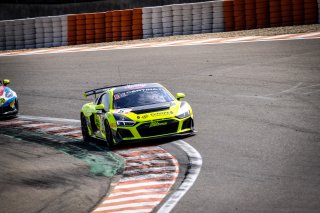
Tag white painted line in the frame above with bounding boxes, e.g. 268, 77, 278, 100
74, 45, 118, 52
103, 194, 166, 204
157, 140, 202, 213
14, 49, 53, 56
257, 34, 293, 40
188, 38, 224, 44
116, 181, 175, 189
294, 32, 320, 38
152, 40, 192, 47
93, 202, 159, 211
222, 36, 262, 43
121, 43, 155, 48
18, 115, 80, 124
50, 47, 89, 53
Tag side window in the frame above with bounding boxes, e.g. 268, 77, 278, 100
101, 94, 110, 111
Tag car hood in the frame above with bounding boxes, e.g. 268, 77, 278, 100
112, 101, 180, 121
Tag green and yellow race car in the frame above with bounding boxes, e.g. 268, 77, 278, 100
80, 83, 194, 147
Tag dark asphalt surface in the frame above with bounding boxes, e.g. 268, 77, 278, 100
1, 39, 320, 212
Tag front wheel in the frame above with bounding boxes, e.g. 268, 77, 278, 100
81, 113, 92, 142
104, 120, 114, 149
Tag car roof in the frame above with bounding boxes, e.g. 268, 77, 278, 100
112, 83, 163, 93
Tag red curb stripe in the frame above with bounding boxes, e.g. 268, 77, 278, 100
125, 162, 179, 170
118, 149, 168, 157
93, 205, 155, 213
123, 170, 179, 177
108, 191, 167, 200
112, 183, 173, 193
98, 197, 163, 207
125, 155, 175, 163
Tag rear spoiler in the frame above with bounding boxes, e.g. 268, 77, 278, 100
83, 84, 135, 98
83, 86, 113, 98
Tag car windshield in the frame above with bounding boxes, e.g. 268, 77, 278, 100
113, 87, 174, 109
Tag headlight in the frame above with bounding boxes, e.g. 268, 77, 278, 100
113, 113, 136, 126
176, 102, 190, 119
5, 91, 13, 98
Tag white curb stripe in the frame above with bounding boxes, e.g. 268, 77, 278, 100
157, 140, 202, 213
18, 115, 80, 124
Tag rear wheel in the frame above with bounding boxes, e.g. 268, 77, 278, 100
14, 98, 19, 112
12, 98, 19, 117
81, 113, 92, 142
104, 120, 114, 149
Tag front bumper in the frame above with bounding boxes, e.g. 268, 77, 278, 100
113, 116, 194, 143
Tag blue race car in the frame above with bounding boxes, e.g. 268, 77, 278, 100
0, 79, 19, 118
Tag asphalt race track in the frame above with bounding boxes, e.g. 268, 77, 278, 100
1, 38, 320, 212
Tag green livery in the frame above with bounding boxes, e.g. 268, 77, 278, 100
80, 83, 194, 147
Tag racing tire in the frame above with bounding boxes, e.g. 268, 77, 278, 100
81, 113, 92, 143
15, 98, 19, 112
104, 120, 115, 149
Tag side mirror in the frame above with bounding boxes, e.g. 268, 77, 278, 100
3, 79, 10, 86
95, 104, 105, 110
176, 93, 186, 100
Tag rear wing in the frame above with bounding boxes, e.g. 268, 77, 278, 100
83, 84, 134, 98
83, 86, 113, 98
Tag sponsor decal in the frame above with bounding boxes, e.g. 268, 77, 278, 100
125, 84, 146, 90
150, 111, 172, 117
149, 121, 167, 128
114, 94, 120, 100
114, 108, 132, 114
142, 115, 148, 119
0, 98, 5, 104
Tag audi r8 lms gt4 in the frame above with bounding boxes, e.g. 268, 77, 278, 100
0, 79, 19, 118
81, 83, 194, 147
